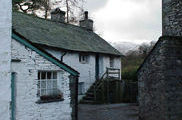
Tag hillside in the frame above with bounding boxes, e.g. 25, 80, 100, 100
119, 41, 156, 81
111, 42, 139, 55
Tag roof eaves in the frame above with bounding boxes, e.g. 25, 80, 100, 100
34, 43, 123, 57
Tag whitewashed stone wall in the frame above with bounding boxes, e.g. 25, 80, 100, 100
45, 48, 95, 93
45, 48, 121, 93
11, 39, 72, 120
101, 55, 121, 79
0, 0, 12, 120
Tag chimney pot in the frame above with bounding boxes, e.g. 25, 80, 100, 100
79, 11, 93, 31
84, 11, 88, 19
51, 8, 65, 23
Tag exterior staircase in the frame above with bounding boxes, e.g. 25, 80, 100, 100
80, 68, 121, 104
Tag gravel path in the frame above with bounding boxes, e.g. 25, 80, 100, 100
78, 103, 138, 120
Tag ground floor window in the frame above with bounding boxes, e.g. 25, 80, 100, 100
37, 71, 63, 102
78, 82, 85, 95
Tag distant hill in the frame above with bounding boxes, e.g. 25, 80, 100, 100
113, 41, 156, 82
111, 42, 139, 55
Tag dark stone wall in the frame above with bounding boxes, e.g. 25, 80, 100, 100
162, 0, 182, 36
138, 36, 182, 120
138, 37, 168, 120
69, 75, 78, 120
163, 37, 182, 120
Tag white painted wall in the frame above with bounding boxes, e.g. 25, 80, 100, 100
101, 55, 121, 79
0, 0, 12, 120
11, 39, 72, 120
44, 48, 121, 93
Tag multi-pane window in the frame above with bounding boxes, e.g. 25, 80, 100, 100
79, 54, 89, 64
110, 57, 114, 68
37, 71, 60, 97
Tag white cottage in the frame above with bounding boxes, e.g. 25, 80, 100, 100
11, 32, 79, 120
0, 6, 122, 120
1, 5, 80, 120
12, 9, 122, 97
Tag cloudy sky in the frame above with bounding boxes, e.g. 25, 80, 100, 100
84, 0, 162, 44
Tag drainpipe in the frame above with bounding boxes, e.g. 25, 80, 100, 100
11, 72, 16, 120
61, 52, 67, 62
75, 76, 79, 120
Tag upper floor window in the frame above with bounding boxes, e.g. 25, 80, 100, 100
37, 71, 63, 103
110, 57, 114, 68
79, 54, 89, 64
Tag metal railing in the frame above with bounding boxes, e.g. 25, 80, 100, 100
93, 68, 121, 101
106, 67, 120, 80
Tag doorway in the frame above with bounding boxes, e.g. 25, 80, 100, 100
95, 54, 99, 80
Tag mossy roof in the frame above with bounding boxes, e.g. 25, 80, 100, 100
12, 11, 122, 56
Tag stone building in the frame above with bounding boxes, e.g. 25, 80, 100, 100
13, 10, 122, 98
138, 0, 182, 120
0, 3, 122, 120
11, 32, 79, 120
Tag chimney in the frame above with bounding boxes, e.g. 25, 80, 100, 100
162, 0, 182, 36
79, 11, 93, 31
51, 8, 65, 23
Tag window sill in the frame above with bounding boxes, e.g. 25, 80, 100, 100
80, 62, 88, 64
36, 98, 64, 104
36, 95, 64, 104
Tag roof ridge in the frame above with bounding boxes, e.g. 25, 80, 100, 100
13, 11, 122, 56
12, 10, 91, 32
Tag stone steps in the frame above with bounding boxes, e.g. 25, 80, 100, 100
80, 80, 102, 104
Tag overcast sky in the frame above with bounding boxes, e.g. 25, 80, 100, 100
84, 0, 162, 44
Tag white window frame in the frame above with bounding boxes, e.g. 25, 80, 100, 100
37, 71, 61, 97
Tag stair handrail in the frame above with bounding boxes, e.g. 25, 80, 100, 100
93, 68, 121, 101
94, 71, 108, 101
106, 67, 120, 80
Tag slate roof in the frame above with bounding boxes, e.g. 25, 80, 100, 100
12, 11, 122, 56
13, 30, 79, 76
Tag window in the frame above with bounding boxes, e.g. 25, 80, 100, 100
78, 82, 85, 95
37, 71, 63, 102
79, 54, 89, 64
110, 57, 114, 68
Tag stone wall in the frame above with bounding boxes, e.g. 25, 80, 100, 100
162, 0, 182, 36
138, 36, 182, 120
11, 39, 73, 120
162, 37, 182, 120
0, 0, 12, 120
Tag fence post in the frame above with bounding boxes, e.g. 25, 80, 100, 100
94, 85, 96, 101
11, 72, 16, 120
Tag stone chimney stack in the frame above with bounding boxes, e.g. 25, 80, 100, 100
51, 8, 65, 23
79, 11, 93, 31
162, 0, 182, 36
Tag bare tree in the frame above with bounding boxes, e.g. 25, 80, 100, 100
35, 0, 51, 19
54, 0, 85, 23
14, 0, 85, 22
138, 41, 156, 57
